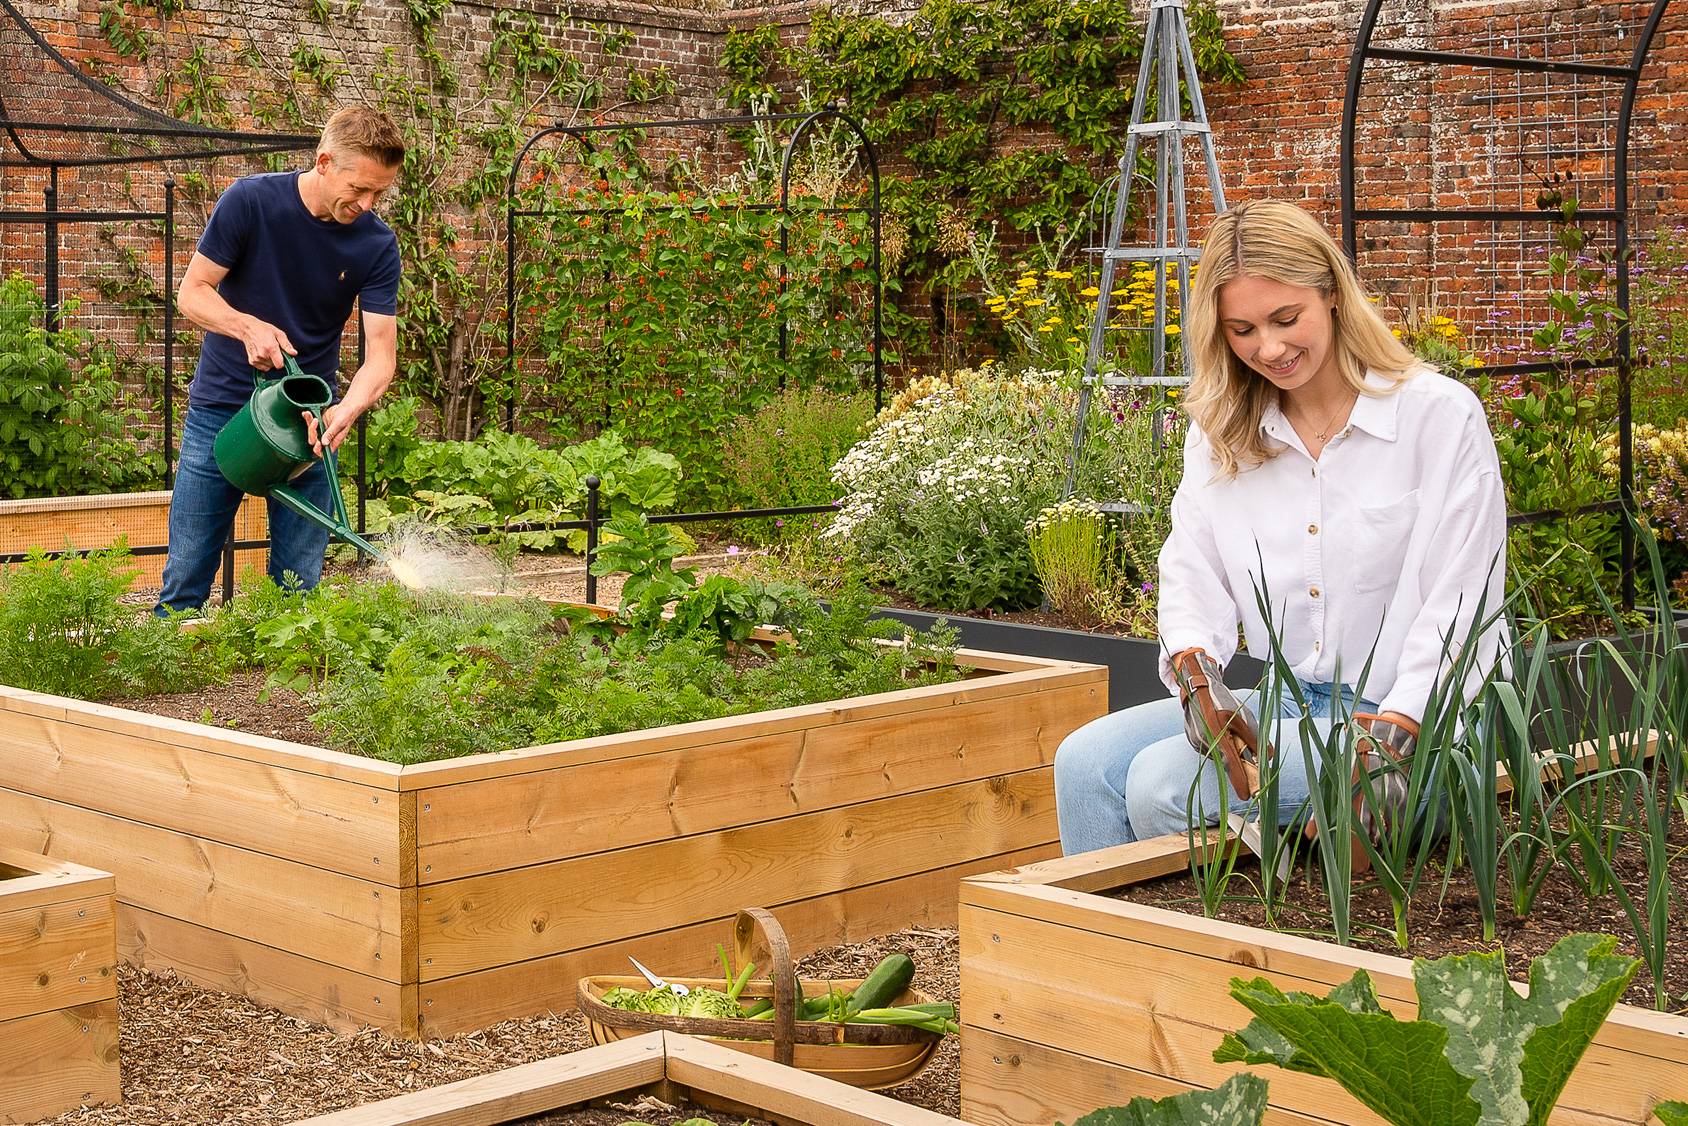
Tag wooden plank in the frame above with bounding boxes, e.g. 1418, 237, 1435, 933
960, 877, 1688, 1059
961, 905, 1688, 1126
0, 1000, 121, 1124
0, 787, 405, 980
397, 663, 1106, 790
0, 711, 405, 881
964, 831, 1208, 895
0, 491, 265, 591
417, 680, 1099, 881
0, 846, 114, 913
418, 771, 1055, 980
961, 906, 1391, 1125
0, 690, 406, 788
417, 845, 1054, 1037
664, 1032, 962, 1126
118, 904, 410, 1036
0, 893, 116, 1023
961, 1024, 1339, 1126
284, 1033, 669, 1125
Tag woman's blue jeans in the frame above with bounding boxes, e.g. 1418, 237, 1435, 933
154, 401, 332, 615
1053, 682, 1373, 855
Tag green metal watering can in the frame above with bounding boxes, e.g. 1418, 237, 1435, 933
212, 355, 387, 563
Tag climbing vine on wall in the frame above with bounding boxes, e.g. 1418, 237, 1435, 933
722, 0, 1243, 360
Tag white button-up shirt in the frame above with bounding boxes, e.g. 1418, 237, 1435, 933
1156, 368, 1508, 722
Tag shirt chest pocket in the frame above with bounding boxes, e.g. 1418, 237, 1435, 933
1343, 489, 1421, 594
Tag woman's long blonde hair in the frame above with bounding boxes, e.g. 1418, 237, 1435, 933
1184, 199, 1419, 478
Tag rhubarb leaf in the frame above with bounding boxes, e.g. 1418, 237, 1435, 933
1217, 974, 1478, 1126
1063, 1073, 1268, 1126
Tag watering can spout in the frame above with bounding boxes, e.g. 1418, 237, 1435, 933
212, 357, 389, 567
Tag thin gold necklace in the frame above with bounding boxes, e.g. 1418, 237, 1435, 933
1291, 393, 1355, 442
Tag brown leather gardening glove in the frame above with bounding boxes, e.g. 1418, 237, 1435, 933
1172, 647, 1272, 801
1303, 710, 1420, 873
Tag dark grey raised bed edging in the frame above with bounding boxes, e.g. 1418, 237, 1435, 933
868, 606, 1263, 712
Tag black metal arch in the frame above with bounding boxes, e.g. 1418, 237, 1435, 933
502, 108, 885, 431
1339, 0, 1674, 609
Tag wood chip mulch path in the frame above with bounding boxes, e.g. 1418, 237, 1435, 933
36, 928, 961, 1126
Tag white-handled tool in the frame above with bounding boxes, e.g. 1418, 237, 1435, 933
628, 955, 689, 996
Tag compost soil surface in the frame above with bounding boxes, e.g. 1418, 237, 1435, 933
1108, 812, 1688, 1013
36, 929, 961, 1126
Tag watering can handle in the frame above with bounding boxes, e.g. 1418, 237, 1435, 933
251, 353, 311, 389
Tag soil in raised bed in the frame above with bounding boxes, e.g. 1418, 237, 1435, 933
37, 928, 961, 1126
1107, 811, 1688, 1014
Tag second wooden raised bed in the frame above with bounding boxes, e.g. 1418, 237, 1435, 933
0, 647, 1104, 1039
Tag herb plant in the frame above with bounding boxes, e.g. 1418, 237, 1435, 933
0, 545, 201, 699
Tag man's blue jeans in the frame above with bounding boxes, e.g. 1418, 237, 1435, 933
1053, 681, 1374, 855
155, 401, 332, 615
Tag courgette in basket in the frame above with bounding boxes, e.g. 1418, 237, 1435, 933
845, 953, 916, 1015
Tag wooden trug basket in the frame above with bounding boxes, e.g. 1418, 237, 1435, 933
577, 908, 943, 1090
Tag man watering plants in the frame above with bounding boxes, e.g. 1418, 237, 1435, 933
1054, 200, 1508, 859
154, 106, 404, 616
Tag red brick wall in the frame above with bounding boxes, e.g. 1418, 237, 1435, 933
3, 0, 1682, 387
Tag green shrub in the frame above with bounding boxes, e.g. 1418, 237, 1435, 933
0, 274, 162, 499
724, 386, 872, 542
0, 544, 202, 698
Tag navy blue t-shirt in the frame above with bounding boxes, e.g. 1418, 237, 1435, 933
189, 171, 401, 407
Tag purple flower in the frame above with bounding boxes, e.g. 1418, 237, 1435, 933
1140, 580, 1155, 593
726, 545, 741, 555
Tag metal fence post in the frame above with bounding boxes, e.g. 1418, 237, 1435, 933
584, 475, 600, 606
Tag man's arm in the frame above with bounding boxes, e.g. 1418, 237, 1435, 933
312, 311, 397, 454
176, 252, 295, 370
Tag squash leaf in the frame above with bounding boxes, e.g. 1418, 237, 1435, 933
1062, 1073, 1268, 1126
1214, 934, 1640, 1126
1652, 1100, 1688, 1126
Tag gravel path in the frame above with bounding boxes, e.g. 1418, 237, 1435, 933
36, 929, 961, 1126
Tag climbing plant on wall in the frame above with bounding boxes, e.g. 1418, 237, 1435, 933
722, 0, 1243, 363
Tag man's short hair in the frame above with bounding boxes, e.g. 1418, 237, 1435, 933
319, 106, 405, 169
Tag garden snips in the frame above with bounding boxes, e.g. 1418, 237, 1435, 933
1173, 648, 1284, 871
1174, 648, 1272, 801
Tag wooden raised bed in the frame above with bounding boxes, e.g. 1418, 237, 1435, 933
0, 845, 120, 1124
289, 1029, 962, 1126
0, 490, 266, 589
0, 648, 1104, 1039
958, 831, 1688, 1126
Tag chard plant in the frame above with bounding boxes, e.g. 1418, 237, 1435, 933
1215, 933, 1640, 1126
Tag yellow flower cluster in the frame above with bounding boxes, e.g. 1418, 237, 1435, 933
1106, 264, 1185, 336
984, 269, 1084, 344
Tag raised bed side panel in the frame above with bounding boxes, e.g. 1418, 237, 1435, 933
417, 843, 1054, 1038
958, 847, 1688, 1126
0, 490, 266, 591
0, 847, 120, 1123
0, 691, 413, 1034
0, 1000, 121, 1125
407, 664, 1104, 1033
291, 1031, 964, 1126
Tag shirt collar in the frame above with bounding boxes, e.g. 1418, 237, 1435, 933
1347, 370, 1403, 442
1258, 369, 1404, 445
